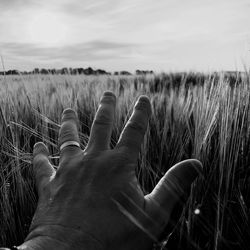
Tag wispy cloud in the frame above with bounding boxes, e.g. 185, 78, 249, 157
0, 40, 139, 64
0, 0, 39, 11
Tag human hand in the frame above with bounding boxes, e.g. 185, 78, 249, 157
18, 91, 202, 250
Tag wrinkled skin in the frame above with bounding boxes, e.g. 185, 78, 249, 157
16, 91, 202, 250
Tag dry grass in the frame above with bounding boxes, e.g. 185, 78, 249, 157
1, 72, 250, 249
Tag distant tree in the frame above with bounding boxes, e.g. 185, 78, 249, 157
40, 69, 49, 75
6, 70, 19, 75
84, 67, 94, 75
55, 69, 61, 74
61, 68, 69, 74
75, 68, 84, 74
0, 66, 115, 76
33, 68, 40, 74
96, 69, 108, 75
48, 69, 56, 74
120, 71, 132, 75
136, 70, 154, 75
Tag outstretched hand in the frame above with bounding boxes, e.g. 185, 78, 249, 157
19, 91, 202, 250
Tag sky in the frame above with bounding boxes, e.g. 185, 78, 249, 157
0, 0, 249, 73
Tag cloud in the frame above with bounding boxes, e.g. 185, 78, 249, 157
0, 40, 139, 63
0, 0, 40, 10
59, 0, 112, 16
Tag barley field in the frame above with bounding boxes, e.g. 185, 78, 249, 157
1, 72, 250, 249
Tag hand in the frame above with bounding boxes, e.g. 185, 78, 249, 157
19, 91, 202, 250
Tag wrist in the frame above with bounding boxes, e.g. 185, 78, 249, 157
18, 225, 104, 250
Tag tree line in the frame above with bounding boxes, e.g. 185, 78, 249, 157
0, 67, 154, 76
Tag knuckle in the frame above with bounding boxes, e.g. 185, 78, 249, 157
165, 172, 186, 197
40, 182, 50, 196
94, 111, 113, 126
100, 94, 116, 105
59, 124, 79, 144
60, 125, 75, 137
62, 109, 77, 122
59, 153, 82, 172
115, 147, 130, 161
126, 120, 145, 135
55, 163, 70, 180
135, 97, 151, 116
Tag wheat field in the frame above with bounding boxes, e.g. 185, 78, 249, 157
1, 72, 250, 249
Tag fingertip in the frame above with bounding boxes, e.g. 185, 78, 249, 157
62, 108, 77, 114
175, 159, 203, 179
100, 91, 116, 105
178, 159, 203, 175
103, 91, 116, 97
161, 159, 203, 200
135, 95, 152, 117
145, 159, 203, 237
33, 142, 49, 157
138, 95, 150, 102
61, 108, 78, 123
188, 159, 203, 175
150, 159, 203, 204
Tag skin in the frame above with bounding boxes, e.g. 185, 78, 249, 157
4, 91, 202, 250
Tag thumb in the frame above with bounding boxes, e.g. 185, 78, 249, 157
145, 159, 202, 237
33, 142, 55, 196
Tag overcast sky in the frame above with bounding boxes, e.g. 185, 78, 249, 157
0, 0, 249, 72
